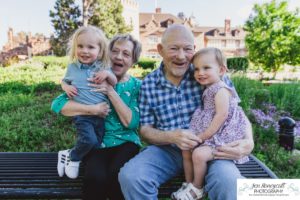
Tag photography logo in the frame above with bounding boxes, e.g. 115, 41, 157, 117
237, 179, 300, 200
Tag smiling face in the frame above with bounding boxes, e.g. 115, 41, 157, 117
109, 40, 134, 80
158, 25, 195, 85
193, 52, 226, 86
76, 31, 101, 65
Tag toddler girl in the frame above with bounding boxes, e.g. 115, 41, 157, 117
56, 26, 117, 179
172, 47, 249, 200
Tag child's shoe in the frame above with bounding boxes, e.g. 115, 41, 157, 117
65, 158, 81, 179
57, 149, 69, 177
171, 182, 188, 199
176, 183, 204, 200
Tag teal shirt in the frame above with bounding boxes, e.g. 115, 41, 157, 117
51, 75, 141, 148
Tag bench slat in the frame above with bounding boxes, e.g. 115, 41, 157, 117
0, 152, 277, 199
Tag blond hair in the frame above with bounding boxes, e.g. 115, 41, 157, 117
67, 25, 110, 68
192, 47, 227, 70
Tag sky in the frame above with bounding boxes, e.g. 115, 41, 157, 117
0, 0, 299, 49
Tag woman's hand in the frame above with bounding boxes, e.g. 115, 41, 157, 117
213, 139, 254, 160
89, 80, 114, 96
90, 71, 109, 84
91, 102, 110, 117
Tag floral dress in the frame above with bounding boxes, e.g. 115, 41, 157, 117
190, 81, 249, 164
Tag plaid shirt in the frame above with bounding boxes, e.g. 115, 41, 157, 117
139, 63, 202, 131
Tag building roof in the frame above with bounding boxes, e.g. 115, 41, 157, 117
139, 11, 246, 38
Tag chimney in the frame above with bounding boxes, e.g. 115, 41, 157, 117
7, 28, 13, 48
155, 7, 161, 14
224, 19, 231, 35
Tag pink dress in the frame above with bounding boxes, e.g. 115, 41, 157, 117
189, 81, 249, 164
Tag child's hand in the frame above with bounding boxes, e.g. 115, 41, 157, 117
90, 71, 109, 84
198, 135, 204, 144
62, 84, 78, 98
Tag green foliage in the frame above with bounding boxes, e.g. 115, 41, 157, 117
89, 0, 132, 39
32, 56, 69, 69
49, 0, 82, 56
227, 57, 249, 72
49, 0, 132, 55
2, 55, 20, 67
252, 125, 300, 178
137, 58, 159, 70
231, 75, 264, 111
268, 83, 300, 118
0, 91, 76, 152
244, 0, 300, 76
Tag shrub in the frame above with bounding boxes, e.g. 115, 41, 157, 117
227, 57, 249, 72
137, 58, 159, 70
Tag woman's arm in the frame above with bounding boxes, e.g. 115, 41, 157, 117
60, 100, 109, 117
90, 79, 138, 128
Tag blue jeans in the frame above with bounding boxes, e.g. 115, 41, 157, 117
119, 145, 243, 200
71, 115, 104, 161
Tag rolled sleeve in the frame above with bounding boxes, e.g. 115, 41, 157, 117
51, 93, 69, 114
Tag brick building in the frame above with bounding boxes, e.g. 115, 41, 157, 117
139, 8, 246, 59
0, 28, 51, 64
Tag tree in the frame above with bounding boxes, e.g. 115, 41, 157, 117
244, 0, 300, 77
82, 0, 95, 26
50, 0, 82, 56
88, 0, 132, 39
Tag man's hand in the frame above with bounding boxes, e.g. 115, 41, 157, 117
62, 84, 78, 98
214, 139, 254, 160
172, 129, 201, 150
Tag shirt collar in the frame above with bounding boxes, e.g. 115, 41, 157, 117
74, 60, 100, 70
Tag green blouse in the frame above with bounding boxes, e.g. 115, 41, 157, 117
51, 76, 141, 148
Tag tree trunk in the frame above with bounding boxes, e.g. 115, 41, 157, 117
83, 0, 93, 26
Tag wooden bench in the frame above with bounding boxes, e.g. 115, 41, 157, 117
0, 152, 277, 199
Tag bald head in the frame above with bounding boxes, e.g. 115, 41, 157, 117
161, 24, 194, 45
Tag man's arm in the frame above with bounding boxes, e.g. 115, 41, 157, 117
140, 125, 200, 150
214, 117, 254, 160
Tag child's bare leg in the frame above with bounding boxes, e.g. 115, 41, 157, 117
192, 146, 214, 189
182, 150, 193, 183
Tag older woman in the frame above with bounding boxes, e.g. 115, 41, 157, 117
51, 34, 142, 200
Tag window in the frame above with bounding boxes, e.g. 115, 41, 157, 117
221, 40, 226, 47
235, 40, 240, 48
148, 35, 158, 44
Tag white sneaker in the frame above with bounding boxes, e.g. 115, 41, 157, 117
65, 158, 81, 179
171, 182, 188, 199
57, 150, 69, 177
176, 183, 204, 200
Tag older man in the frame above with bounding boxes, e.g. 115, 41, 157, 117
119, 24, 254, 200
